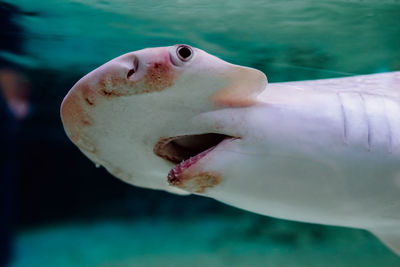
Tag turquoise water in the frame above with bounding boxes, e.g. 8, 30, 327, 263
6, 0, 400, 79
10, 215, 400, 267
3, 0, 400, 266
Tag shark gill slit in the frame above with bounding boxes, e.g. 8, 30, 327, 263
337, 92, 348, 144
359, 93, 371, 151
382, 97, 393, 154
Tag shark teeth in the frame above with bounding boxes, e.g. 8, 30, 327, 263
167, 145, 217, 185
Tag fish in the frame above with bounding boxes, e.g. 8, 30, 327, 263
60, 44, 400, 255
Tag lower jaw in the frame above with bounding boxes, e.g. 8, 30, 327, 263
167, 145, 216, 185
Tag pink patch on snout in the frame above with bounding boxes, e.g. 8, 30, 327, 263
143, 60, 177, 93
97, 52, 179, 96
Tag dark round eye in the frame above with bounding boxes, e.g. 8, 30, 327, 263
176, 45, 193, 62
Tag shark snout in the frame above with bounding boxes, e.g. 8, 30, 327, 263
60, 47, 183, 147
60, 53, 137, 148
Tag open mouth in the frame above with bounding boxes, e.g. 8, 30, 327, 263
154, 133, 235, 184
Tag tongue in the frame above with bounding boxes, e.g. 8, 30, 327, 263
167, 145, 216, 185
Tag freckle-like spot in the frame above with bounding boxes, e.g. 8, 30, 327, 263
81, 118, 91, 126
97, 75, 128, 97
170, 172, 222, 193
85, 97, 94, 106
80, 84, 97, 106
100, 88, 121, 97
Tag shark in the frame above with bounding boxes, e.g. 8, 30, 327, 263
61, 44, 400, 255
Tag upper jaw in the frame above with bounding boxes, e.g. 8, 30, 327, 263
153, 106, 244, 165
154, 133, 234, 164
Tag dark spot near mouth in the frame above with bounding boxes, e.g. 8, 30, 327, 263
170, 172, 222, 193
97, 76, 128, 97
167, 174, 180, 186
81, 118, 91, 126
80, 84, 97, 105
85, 97, 94, 106
99, 88, 123, 97
100, 89, 112, 96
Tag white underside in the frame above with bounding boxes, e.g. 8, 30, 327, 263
76, 71, 400, 254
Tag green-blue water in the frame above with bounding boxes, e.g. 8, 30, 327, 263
10, 215, 400, 267
3, 0, 400, 266
6, 0, 400, 79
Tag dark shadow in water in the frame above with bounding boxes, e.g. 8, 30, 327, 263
0, 2, 33, 266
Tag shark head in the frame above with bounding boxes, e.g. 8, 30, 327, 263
61, 45, 267, 194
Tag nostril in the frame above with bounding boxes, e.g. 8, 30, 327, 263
127, 56, 139, 79
127, 69, 135, 79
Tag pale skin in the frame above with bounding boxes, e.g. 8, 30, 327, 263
60, 45, 400, 255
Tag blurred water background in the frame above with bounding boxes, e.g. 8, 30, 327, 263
0, 0, 399, 266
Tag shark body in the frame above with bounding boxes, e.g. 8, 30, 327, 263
61, 45, 400, 255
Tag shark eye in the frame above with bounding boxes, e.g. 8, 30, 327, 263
176, 45, 193, 62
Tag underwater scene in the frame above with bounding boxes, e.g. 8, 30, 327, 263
1, 0, 400, 266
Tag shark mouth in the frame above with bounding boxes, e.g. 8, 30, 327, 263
154, 133, 233, 183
